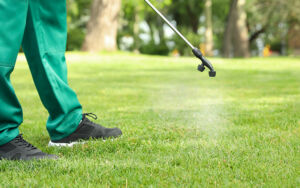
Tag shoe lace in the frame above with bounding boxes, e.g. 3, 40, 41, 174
83, 113, 98, 120
82, 113, 103, 128
14, 134, 37, 151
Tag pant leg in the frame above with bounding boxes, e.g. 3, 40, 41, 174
0, 0, 29, 146
21, 0, 82, 141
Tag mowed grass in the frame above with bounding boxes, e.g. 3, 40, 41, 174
0, 53, 299, 187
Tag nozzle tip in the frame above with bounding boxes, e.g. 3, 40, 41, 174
198, 64, 205, 72
209, 71, 216, 77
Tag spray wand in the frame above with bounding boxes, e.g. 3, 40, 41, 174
145, 0, 216, 77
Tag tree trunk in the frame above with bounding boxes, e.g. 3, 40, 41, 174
205, 0, 214, 56
223, 0, 250, 57
233, 0, 250, 57
82, 0, 121, 52
223, 0, 236, 57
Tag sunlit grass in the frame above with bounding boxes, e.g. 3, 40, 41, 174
1, 53, 299, 187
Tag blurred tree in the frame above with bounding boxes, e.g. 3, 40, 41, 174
211, 0, 231, 54
205, 0, 214, 56
223, 0, 250, 57
167, 0, 205, 55
65, 0, 297, 57
82, 0, 122, 51
116, 0, 224, 56
143, 0, 172, 55
169, 0, 204, 34
119, 0, 173, 55
246, 0, 300, 55
119, 0, 145, 51
67, 0, 92, 51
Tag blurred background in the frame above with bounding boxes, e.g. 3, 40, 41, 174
66, 0, 300, 57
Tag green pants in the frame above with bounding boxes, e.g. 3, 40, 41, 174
0, 0, 82, 146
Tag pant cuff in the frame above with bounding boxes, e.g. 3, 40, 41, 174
48, 109, 83, 141
0, 128, 19, 146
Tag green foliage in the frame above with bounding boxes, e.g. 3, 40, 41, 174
119, 0, 174, 53
246, 0, 300, 53
1, 54, 299, 186
139, 40, 169, 55
67, 28, 85, 51
66, 0, 92, 50
65, 0, 297, 56
269, 39, 282, 53
168, 0, 204, 32
212, 0, 231, 51
171, 29, 203, 55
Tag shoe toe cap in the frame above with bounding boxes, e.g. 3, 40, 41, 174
108, 128, 122, 138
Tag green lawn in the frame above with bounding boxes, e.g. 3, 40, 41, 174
1, 53, 299, 187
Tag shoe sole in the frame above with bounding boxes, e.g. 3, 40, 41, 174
48, 138, 115, 147
48, 141, 84, 147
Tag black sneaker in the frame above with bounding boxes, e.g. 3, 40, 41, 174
0, 135, 58, 161
48, 113, 122, 147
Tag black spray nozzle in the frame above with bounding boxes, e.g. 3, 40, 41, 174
192, 48, 216, 77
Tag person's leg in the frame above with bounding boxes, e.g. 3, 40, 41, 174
0, 0, 28, 146
21, 0, 83, 142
